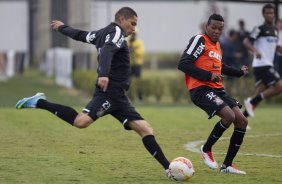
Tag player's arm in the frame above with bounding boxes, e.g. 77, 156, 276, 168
276, 32, 282, 53
276, 45, 282, 53
243, 26, 261, 59
98, 27, 124, 91
178, 35, 212, 81
51, 20, 96, 44
221, 64, 248, 77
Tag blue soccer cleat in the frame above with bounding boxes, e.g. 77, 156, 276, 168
15, 92, 46, 109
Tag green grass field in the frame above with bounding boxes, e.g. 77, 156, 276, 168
1, 72, 282, 183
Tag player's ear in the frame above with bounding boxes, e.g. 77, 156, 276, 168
120, 16, 126, 23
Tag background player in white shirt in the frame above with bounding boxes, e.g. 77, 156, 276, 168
243, 3, 282, 118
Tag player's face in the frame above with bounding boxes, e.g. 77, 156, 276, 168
206, 20, 224, 42
263, 8, 275, 25
120, 16, 137, 36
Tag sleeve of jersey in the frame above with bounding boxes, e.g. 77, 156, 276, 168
247, 26, 260, 43
98, 27, 123, 77
177, 35, 212, 81
277, 29, 282, 47
58, 25, 91, 43
221, 64, 244, 77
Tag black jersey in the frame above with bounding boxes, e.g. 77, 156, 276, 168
58, 22, 130, 90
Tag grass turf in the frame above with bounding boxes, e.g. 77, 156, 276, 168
0, 71, 282, 183
1, 107, 282, 183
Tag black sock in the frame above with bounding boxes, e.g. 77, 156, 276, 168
37, 99, 78, 125
243, 110, 249, 118
142, 135, 170, 169
223, 128, 246, 167
203, 120, 228, 152
250, 93, 263, 106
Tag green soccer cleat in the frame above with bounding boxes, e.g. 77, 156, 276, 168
15, 92, 46, 109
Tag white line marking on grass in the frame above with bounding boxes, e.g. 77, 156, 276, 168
184, 133, 282, 158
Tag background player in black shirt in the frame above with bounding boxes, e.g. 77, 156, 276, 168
16, 7, 172, 179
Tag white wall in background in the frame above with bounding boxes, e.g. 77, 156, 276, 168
0, 1, 28, 52
90, 1, 276, 52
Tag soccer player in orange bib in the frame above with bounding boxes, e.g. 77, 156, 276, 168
178, 14, 248, 174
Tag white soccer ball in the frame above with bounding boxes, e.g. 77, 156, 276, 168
169, 157, 195, 181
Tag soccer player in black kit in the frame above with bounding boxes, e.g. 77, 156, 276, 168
15, 7, 172, 179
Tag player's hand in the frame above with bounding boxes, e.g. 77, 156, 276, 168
211, 73, 222, 82
51, 20, 64, 31
240, 65, 249, 75
98, 77, 109, 92
254, 51, 262, 59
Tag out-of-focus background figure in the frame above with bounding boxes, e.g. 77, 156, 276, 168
274, 19, 282, 77
129, 31, 145, 79
243, 4, 282, 119
221, 29, 242, 95
237, 19, 251, 67
0, 52, 6, 81
128, 30, 145, 101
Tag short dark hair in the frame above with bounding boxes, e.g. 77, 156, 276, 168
229, 29, 237, 37
239, 19, 245, 26
207, 14, 224, 25
115, 7, 137, 21
262, 3, 275, 14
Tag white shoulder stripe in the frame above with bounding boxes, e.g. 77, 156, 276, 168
112, 26, 121, 44
250, 26, 260, 39
86, 32, 91, 43
186, 35, 202, 55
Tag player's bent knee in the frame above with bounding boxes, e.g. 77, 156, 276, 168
223, 113, 236, 125
73, 114, 93, 129
219, 107, 235, 125
275, 81, 282, 92
74, 122, 88, 129
278, 85, 282, 93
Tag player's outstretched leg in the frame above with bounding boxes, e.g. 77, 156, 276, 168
16, 92, 78, 126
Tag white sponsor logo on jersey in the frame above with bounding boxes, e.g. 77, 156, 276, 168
266, 37, 277, 43
209, 51, 222, 61
193, 43, 205, 58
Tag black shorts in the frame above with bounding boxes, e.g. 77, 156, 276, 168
190, 87, 242, 119
253, 66, 280, 87
83, 86, 144, 130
